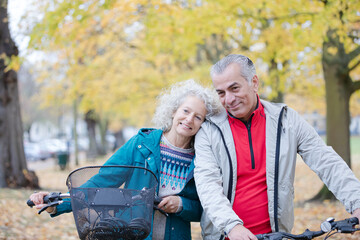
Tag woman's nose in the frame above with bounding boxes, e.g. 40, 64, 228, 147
185, 114, 195, 122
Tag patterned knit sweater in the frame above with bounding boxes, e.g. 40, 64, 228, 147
152, 135, 194, 240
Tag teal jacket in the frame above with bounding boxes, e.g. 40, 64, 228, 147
54, 128, 202, 240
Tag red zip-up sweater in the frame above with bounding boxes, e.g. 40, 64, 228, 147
228, 97, 272, 235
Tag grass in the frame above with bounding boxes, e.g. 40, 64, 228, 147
351, 136, 360, 155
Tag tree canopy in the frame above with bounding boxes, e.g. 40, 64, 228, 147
22, 0, 360, 131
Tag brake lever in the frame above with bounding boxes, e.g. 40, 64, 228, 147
38, 201, 62, 214
333, 217, 359, 233
153, 196, 169, 217
153, 205, 169, 217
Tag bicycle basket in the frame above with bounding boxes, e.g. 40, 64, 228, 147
66, 165, 158, 240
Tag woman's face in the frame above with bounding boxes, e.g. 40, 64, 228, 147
170, 95, 207, 138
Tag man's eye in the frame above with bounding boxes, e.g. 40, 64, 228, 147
196, 116, 203, 121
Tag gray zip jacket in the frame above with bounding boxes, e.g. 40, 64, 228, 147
194, 99, 360, 240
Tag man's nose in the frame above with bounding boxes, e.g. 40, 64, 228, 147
225, 92, 235, 105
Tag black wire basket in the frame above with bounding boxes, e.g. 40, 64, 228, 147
66, 165, 158, 240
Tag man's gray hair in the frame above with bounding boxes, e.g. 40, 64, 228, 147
152, 79, 222, 132
210, 54, 256, 84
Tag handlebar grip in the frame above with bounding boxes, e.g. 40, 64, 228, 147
26, 193, 52, 208
255, 234, 265, 240
27, 199, 35, 207
340, 217, 359, 233
348, 217, 359, 225
154, 196, 162, 205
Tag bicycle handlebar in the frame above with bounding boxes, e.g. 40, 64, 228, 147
27, 191, 168, 216
27, 192, 70, 214
256, 217, 359, 240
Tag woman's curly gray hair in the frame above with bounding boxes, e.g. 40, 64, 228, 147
152, 79, 222, 132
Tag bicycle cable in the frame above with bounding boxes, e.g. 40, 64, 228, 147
324, 231, 337, 240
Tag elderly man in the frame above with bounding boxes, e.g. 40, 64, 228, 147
194, 54, 360, 240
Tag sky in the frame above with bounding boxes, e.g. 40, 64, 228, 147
8, 0, 46, 62
9, 0, 29, 55
8, 0, 43, 58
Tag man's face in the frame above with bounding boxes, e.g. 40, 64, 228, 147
212, 63, 259, 121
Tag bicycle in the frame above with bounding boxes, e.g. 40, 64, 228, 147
255, 217, 359, 239
27, 165, 167, 240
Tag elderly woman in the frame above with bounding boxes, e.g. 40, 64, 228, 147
29, 79, 221, 240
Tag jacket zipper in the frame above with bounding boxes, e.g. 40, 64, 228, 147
210, 121, 234, 240
244, 115, 255, 169
274, 106, 286, 232
211, 105, 285, 238
210, 121, 234, 202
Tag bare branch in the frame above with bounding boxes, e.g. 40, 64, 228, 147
228, 35, 250, 51
351, 80, 360, 94
348, 45, 360, 62
237, 11, 319, 22
349, 59, 360, 73
348, 34, 359, 40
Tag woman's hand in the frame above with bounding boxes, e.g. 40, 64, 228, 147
29, 192, 55, 213
157, 196, 182, 213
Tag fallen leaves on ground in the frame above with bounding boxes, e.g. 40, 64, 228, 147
1, 155, 360, 239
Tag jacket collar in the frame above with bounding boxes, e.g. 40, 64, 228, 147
138, 128, 196, 181
138, 128, 163, 149
261, 100, 287, 121
207, 99, 287, 125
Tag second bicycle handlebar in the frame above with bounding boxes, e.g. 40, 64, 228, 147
256, 217, 359, 240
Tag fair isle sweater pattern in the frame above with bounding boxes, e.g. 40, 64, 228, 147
158, 136, 194, 198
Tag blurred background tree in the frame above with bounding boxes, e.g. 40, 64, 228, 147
131, 0, 360, 199
0, 0, 38, 188
8, 0, 360, 197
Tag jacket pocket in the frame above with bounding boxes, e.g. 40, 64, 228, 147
277, 182, 294, 231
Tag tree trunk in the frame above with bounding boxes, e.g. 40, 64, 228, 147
312, 29, 351, 201
0, 0, 38, 188
113, 129, 126, 151
324, 66, 351, 167
98, 118, 109, 155
73, 99, 79, 166
85, 110, 98, 161
269, 58, 284, 103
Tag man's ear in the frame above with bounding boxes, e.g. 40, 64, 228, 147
252, 75, 259, 93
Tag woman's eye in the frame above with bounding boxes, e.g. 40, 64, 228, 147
183, 109, 189, 113
196, 116, 203, 121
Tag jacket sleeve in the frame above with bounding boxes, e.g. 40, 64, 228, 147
176, 178, 203, 222
176, 196, 202, 222
294, 110, 360, 213
194, 126, 243, 235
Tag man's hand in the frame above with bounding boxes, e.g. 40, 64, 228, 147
351, 208, 360, 222
228, 224, 257, 240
